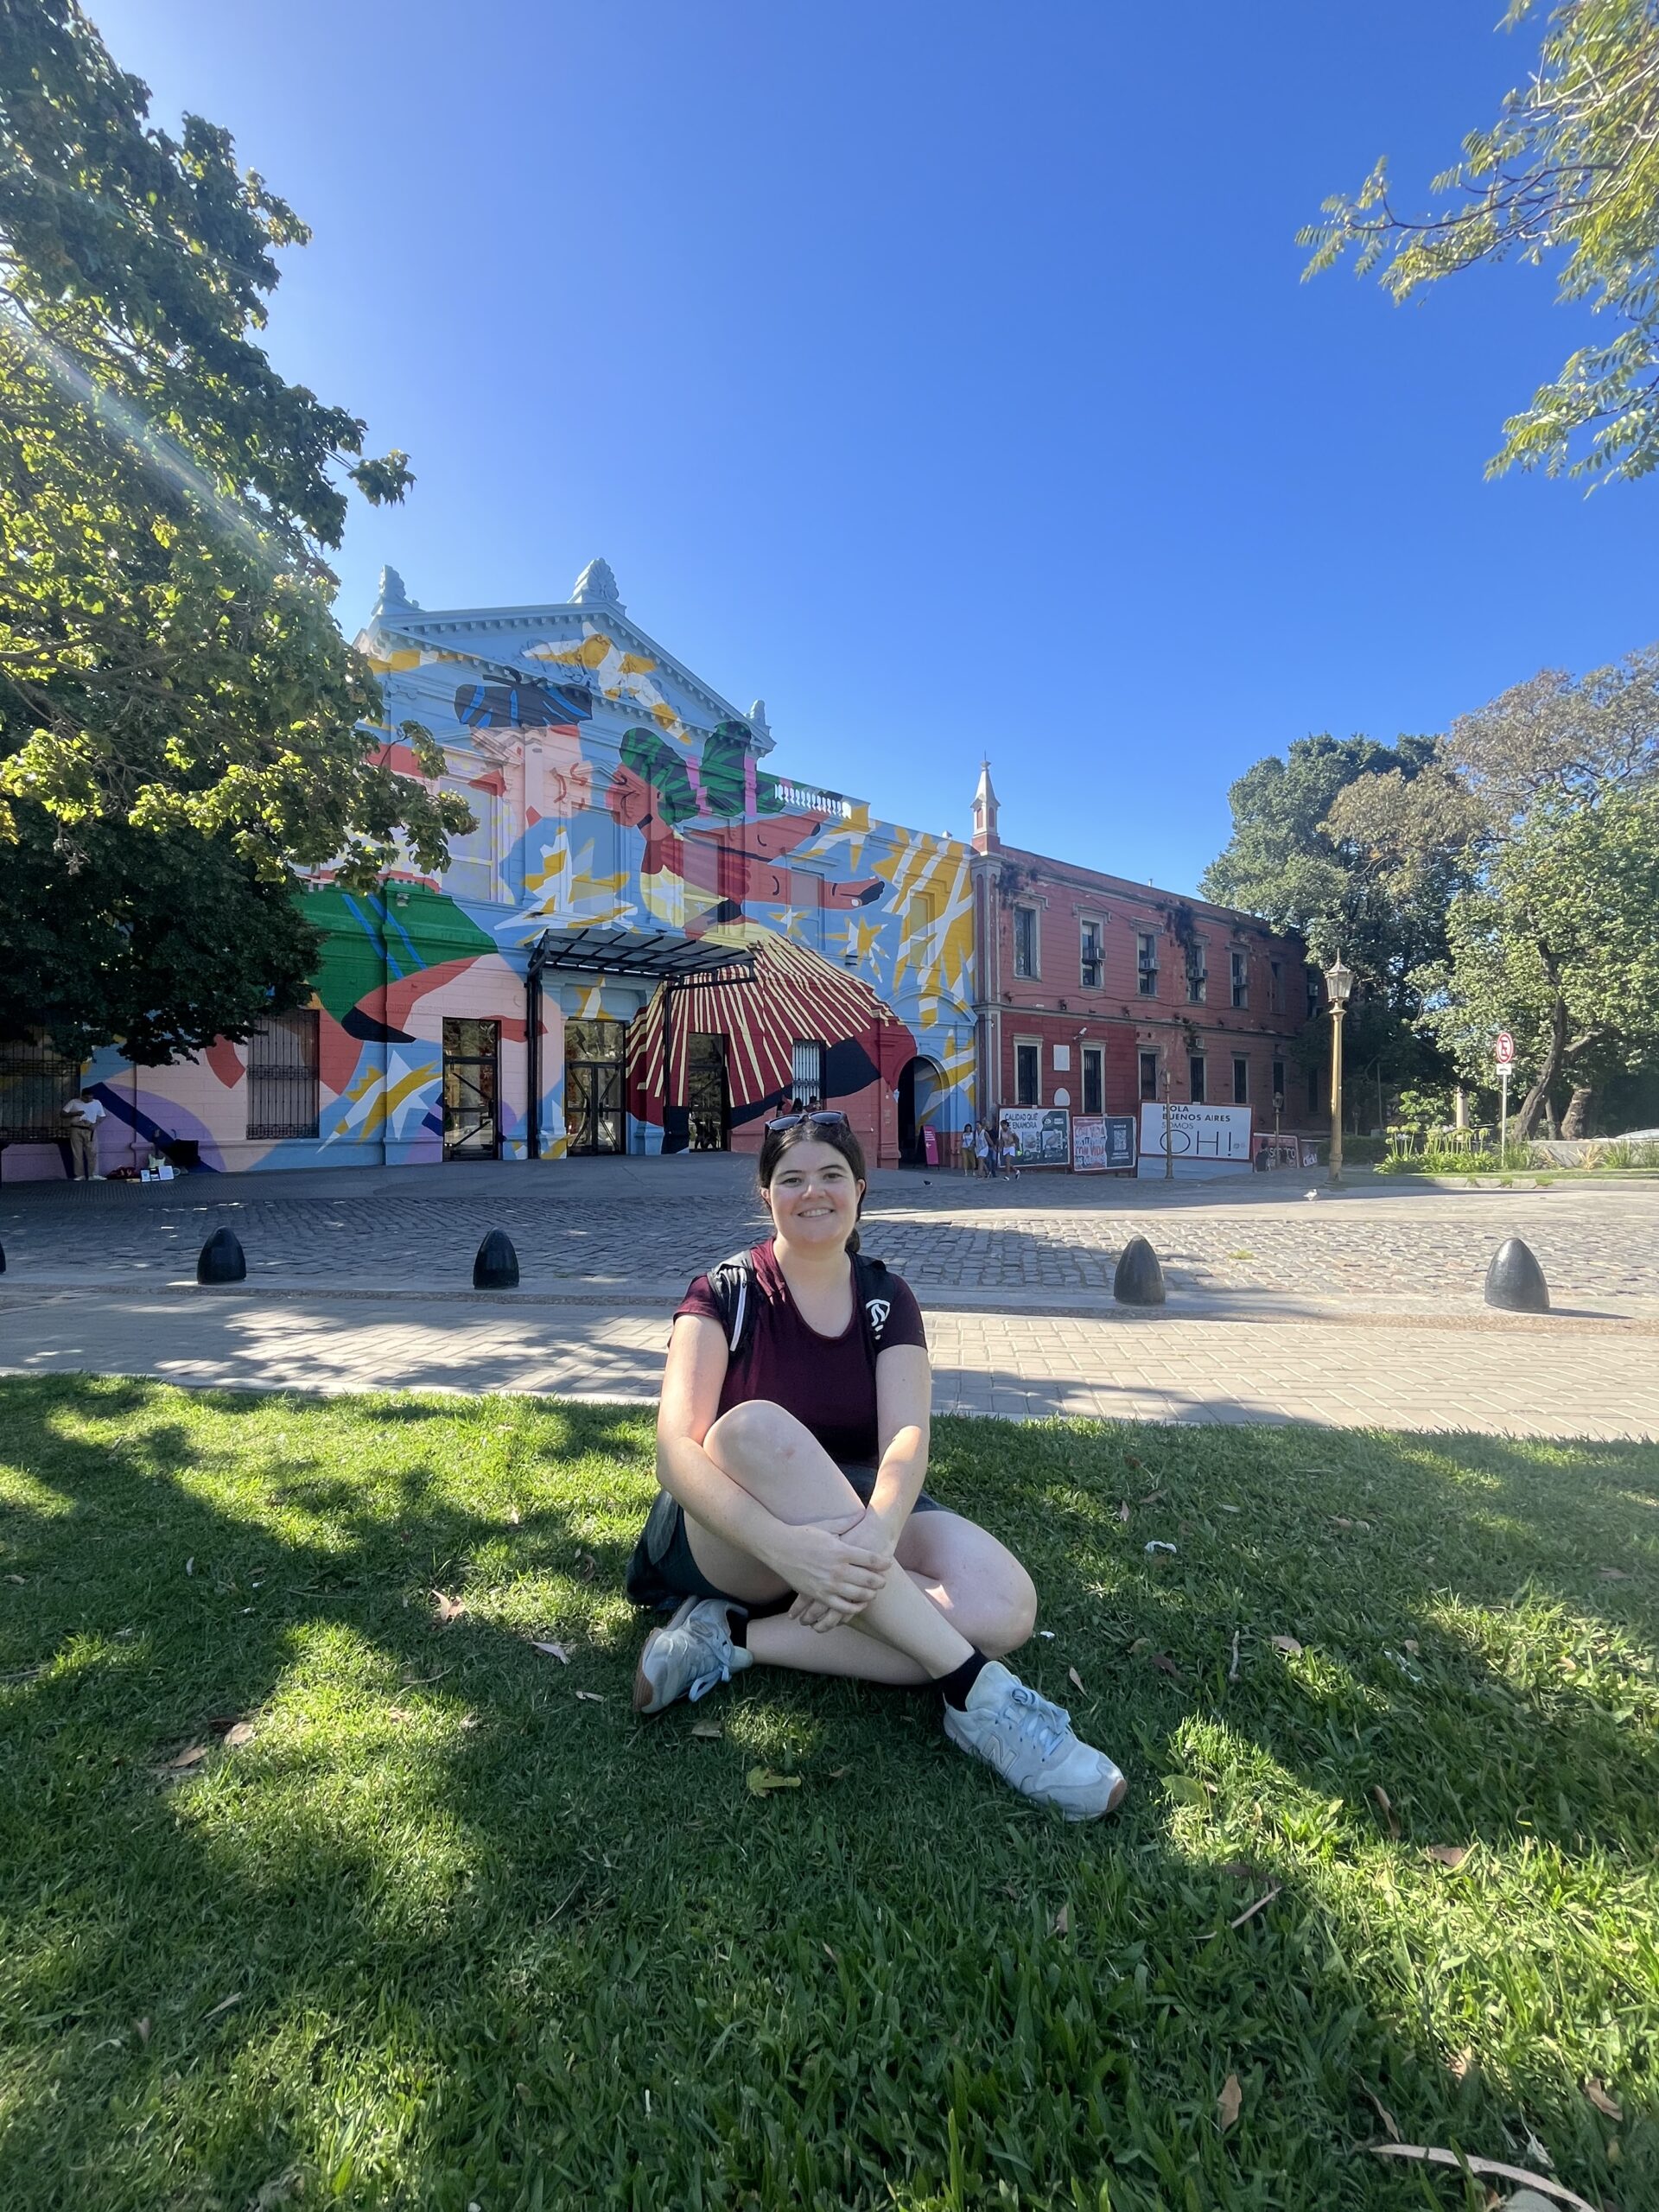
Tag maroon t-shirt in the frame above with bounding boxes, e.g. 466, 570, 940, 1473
675, 1239, 927, 1466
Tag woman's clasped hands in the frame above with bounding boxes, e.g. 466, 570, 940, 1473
768, 1508, 895, 1631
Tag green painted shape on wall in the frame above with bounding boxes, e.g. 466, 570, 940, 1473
299, 884, 496, 1020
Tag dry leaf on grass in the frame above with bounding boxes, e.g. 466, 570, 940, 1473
690, 1721, 721, 1739
574, 1690, 604, 1704
1361, 2084, 1402, 2142
185, 1558, 194, 1577
1217, 2073, 1242, 2131
134, 2016, 150, 2045
1403, 1638, 1420, 1655
1597, 1567, 1633, 1582
156, 1743, 211, 1774
1164, 1774, 1210, 1808
1371, 1786, 1401, 1839
1127, 1637, 1151, 1656
825, 1765, 849, 1780
1049, 1902, 1070, 1936
1332, 1516, 1354, 1529
460, 1713, 480, 1731
1368, 2145, 1600, 2212
3, 1573, 24, 1585
1116, 1502, 1130, 1523
1228, 1629, 1241, 1681
1449, 2047, 1475, 2083
249, 2168, 304, 2209
1425, 1844, 1471, 1871
507, 1507, 522, 1527
431, 1590, 467, 1624
221, 1722, 255, 1751
1271, 1635, 1303, 1657
1125, 1454, 1144, 1469
746, 1767, 801, 1796
1217, 1503, 1241, 1515
575, 1550, 598, 1583
1584, 2080, 1623, 2120
1150, 1653, 1182, 1681
1136, 1487, 1165, 1504
386, 1706, 415, 1724
531, 1640, 571, 1663
1229, 1884, 1281, 1929
1067, 1666, 1085, 1693
202, 1993, 242, 2022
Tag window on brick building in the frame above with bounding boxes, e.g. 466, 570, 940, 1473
1306, 967, 1321, 1020
1082, 1045, 1103, 1116
1014, 1040, 1039, 1106
1230, 950, 1249, 1009
1307, 1063, 1321, 1116
1187, 946, 1207, 1004
1013, 906, 1039, 979
1232, 1054, 1249, 1105
1079, 917, 1103, 988
1272, 1058, 1286, 1114
1139, 1049, 1159, 1101
1189, 1054, 1206, 1103
1269, 958, 1284, 1013
1136, 931, 1158, 996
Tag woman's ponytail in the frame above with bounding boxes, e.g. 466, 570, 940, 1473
844, 1227, 861, 1255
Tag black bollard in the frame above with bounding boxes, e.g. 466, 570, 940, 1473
0, 1241, 6, 1274
474, 1229, 520, 1291
197, 1226, 247, 1285
1113, 1234, 1166, 1306
1484, 1236, 1549, 1313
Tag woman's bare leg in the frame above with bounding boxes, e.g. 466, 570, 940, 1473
688, 1401, 1019, 1684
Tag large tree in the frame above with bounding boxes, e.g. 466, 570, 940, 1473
0, 0, 466, 1060
1200, 733, 1461, 1111
1330, 651, 1659, 1136
1302, 0, 1659, 485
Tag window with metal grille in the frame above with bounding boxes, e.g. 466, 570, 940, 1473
1014, 1041, 1039, 1106
1189, 1054, 1206, 1103
1230, 950, 1249, 1008
1269, 958, 1284, 1013
1273, 1058, 1286, 1110
1136, 932, 1158, 996
1013, 906, 1039, 979
791, 1040, 823, 1102
1187, 947, 1207, 1004
1079, 918, 1103, 989
1233, 1054, 1249, 1105
246, 1010, 321, 1139
1139, 1050, 1159, 1101
1306, 968, 1322, 1020
0, 1039, 84, 1140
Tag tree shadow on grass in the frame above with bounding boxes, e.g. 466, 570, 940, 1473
0, 1379, 1655, 2210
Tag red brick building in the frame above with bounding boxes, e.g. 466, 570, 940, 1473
969, 766, 1325, 1156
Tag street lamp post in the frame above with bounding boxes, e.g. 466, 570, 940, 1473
1162, 1050, 1173, 1181
1324, 955, 1354, 1185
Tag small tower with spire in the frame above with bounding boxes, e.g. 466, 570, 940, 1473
971, 760, 1001, 855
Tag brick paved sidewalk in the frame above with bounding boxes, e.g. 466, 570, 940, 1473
3, 1286, 1655, 1438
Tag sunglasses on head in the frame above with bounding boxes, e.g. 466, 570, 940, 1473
768, 1109, 849, 1133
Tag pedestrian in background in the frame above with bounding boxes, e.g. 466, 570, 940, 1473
62, 1087, 106, 1180
961, 1120, 978, 1175
1000, 1128, 1021, 1181
976, 1122, 995, 1179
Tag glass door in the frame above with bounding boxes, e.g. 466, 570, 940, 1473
442, 1019, 500, 1159
565, 1019, 626, 1154
686, 1033, 729, 1152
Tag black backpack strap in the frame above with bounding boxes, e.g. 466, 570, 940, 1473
852, 1252, 896, 1353
704, 1249, 760, 1357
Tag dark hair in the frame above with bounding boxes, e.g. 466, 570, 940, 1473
757, 1116, 868, 1254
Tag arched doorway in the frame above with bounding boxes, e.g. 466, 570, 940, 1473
896, 1055, 944, 1166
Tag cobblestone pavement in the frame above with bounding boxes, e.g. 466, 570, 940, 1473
2, 1286, 1655, 1438
3, 1156, 1656, 1313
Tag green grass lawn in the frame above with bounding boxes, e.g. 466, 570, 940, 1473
1, 1379, 1655, 2211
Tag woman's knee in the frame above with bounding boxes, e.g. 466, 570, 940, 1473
705, 1398, 808, 1470
976, 1559, 1039, 1658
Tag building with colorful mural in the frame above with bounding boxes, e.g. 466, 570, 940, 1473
0, 563, 976, 1179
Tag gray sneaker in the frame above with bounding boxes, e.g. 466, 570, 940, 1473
632, 1597, 753, 1716
943, 1661, 1127, 1820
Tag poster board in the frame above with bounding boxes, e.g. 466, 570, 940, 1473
1072, 1114, 1136, 1173
1250, 1132, 1300, 1173
997, 1106, 1071, 1167
1136, 1102, 1254, 1180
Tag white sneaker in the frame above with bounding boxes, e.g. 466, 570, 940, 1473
943, 1661, 1127, 1820
632, 1597, 753, 1716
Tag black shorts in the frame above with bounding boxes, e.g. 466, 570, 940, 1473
624, 1463, 945, 1613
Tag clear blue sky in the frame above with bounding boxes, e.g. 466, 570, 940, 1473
91, 0, 1659, 891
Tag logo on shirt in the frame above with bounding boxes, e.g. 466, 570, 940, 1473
865, 1298, 891, 1333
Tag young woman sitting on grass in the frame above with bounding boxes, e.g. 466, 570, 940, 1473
627, 1113, 1127, 1820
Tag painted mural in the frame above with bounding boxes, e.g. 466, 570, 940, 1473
3, 563, 975, 1177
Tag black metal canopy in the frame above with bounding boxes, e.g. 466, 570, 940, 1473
525, 925, 753, 987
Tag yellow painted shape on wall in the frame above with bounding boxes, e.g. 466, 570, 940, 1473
619, 652, 658, 676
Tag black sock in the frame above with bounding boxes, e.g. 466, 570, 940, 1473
726, 1606, 749, 1649
934, 1649, 989, 1711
